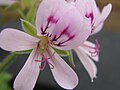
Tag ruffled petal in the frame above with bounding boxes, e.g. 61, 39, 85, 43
51, 8, 91, 50
75, 47, 97, 81
14, 48, 41, 90
47, 48, 78, 89
36, 0, 75, 36
0, 28, 39, 51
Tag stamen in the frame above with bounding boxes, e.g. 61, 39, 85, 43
89, 39, 100, 57
35, 49, 55, 71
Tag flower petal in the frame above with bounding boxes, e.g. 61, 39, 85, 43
75, 47, 97, 81
51, 8, 91, 50
93, 3, 112, 34
80, 41, 99, 62
0, 28, 39, 51
91, 23, 103, 35
36, 0, 75, 36
48, 48, 78, 89
14, 48, 41, 90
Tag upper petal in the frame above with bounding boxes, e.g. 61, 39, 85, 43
93, 3, 112, 34
0, 28, 39, 51
51, 8, 91, 50
75, 47, 97, 81
47, 48, 78, 89
36, 0, 75, 36
14, 48, 41, 90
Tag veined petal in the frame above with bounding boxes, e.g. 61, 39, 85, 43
0, 28, 39, 51
93, 3, 112, 34
0, 0, 15, 6
48, 48, 78, 89
75, 47, 97, 81
36, 0, 75, 36
75, 0, 98, 23
14, 48, 41, 90
51, 8, 91, 50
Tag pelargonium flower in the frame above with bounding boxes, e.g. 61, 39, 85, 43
0, 0, 16, 6
65, 0, 112, 81
0, 0, 91, 89
66, 0, 112, 34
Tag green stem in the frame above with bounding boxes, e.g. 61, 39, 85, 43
68, 50, 75, 67
0, 53, 17, 72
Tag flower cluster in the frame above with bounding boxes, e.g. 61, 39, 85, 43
0, 0, 112, 90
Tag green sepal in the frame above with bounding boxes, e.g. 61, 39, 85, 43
26, 1, 38, 24
14, 49, 32, 54
67, 50, 75, 67
21, 19, 37, 37
53, 48, 68, 56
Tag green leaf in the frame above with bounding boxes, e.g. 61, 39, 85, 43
53, 48, 68, 56
14, 49, 32, 54
26, 1, 38, 24
0, 72, 12, 90
67, 51, 75, 67
21, 19, 37, 37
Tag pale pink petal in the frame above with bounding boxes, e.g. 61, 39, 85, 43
0, 28, 39, 51
94, 3, 112, 33
75, 0, 88, 16
14, 48, 41, 90
91, 23, 103, 35
75, 47, 97, 81
75, 0, 98, 23
78, 41, 99, 62
47, 48, 78, 89
36, 0, 75, 36
51, 8, 91, 50
0, 0, 15, 5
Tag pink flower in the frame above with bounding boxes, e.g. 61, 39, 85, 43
66, 0, 112, 81
66, 0, 112, 34
0, 0, 16, 6
0, 0, 91, 89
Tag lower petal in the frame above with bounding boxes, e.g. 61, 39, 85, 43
14, 48, 41, 90
75, 47, 97, 81
47, 48, 78, 89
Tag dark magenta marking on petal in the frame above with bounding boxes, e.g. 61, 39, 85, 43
56, 34, 75, 46
85, 12, 94, 23
52, 26, 69, 41
48, 16, 59, 24
41, 15, 59, 35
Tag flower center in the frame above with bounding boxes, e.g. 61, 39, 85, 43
38, 36, 50, 51
34, 36, 54, 71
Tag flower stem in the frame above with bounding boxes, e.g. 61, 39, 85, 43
0, 53, 17, 72
68, 50, 75, 67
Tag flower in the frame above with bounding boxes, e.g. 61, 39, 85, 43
65, 0, 112, 81
0, 0, 91, 89
0, 0, 16, 6
66, 0, 112, 35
